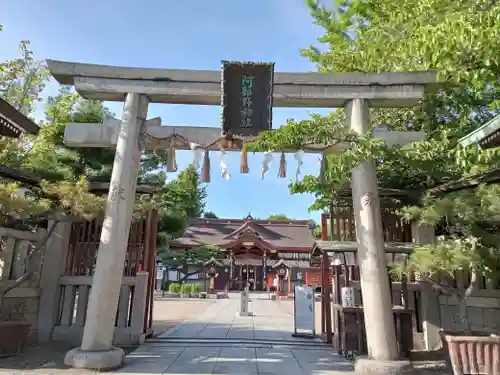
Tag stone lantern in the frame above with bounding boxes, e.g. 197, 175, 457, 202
204, 257, 222, 293
272, 259, 289, 296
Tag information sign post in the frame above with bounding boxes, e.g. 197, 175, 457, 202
292, 285, 315, 338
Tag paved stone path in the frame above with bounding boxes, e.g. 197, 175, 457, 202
112, 293, 353, 374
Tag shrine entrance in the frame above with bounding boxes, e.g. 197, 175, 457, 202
234, 263, 264, 291
230, 241, 268, 291
47, 58, 438, 371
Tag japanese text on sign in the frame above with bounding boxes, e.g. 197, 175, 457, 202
240, 75, 254, 128
220, 61, 275, 137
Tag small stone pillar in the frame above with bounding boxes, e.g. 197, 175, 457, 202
229, 252, 234, 289
412, 221, 440, 350
37, 221, 72, 343
239, 284, 252, 316
263, 251, 268, 290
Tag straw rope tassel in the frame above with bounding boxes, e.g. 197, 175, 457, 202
278, 152, 287, 178
166, 146, 177, 172
240, 144, 249, 173
319, 153, 328, 184
201, 150, 211, 183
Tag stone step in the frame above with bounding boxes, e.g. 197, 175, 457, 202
144, 340, 333, 350
148, 336, 328, 348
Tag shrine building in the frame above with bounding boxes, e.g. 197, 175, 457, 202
169, 215, 318, 292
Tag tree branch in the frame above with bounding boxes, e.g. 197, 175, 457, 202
423, 274, 457, 296
464, 270, 479, 301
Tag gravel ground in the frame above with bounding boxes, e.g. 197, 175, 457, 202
0, 297, 215, 375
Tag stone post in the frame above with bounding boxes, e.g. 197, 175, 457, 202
37, 220, 72, 343
412, 222, 440, 350
263, 251, 267, 290
229, 251, 234, 290
239, 284, 252, 316
129, 271, 149, 343
345, 99, 410, 373
64, 93, 149, 371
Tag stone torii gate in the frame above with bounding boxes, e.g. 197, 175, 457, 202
46, 59, 437, 372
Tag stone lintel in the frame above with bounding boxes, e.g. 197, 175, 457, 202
73, 76, 427, 108
47, 59, 438, 86
64, 121, 424, 152
63, 121, 337, 152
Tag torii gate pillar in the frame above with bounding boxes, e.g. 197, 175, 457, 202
64, 93, 150, 371
346, 98, 414, 374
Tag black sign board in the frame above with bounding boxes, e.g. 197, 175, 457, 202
221, 61, 275, 137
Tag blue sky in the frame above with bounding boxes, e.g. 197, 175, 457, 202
1, 0, 332, 222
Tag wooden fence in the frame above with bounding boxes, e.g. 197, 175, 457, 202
50, 212, 157, 345
327, 206, 412, 242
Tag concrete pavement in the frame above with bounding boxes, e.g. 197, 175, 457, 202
112, 292, 353, 374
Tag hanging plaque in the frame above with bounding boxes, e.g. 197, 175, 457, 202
221, 61, 275, 137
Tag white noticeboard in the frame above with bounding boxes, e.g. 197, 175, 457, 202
293, 285, 315, 338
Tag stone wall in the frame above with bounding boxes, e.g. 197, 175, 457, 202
1, 290, 40, 342
439, 293, 500, 333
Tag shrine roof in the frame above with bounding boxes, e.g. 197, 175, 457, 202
310, 240, 413, 266
0, 165, 160, 194
429, 167, 500, 195
459, 114, 500, 149
170, 217, 315, 250
0, 164, 41, 186
0, 97, 40, 137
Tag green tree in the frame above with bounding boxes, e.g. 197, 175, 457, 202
249, 0, 500, 334
160, 244, 223, 283
304, 0, 500, 137
0, 179, 102, 312
162, 167, 207, 218
0, 35, 208, 286
155, 167, 208, 258
0, 178, 156, 314
250, 0, 500, 210
309, 219, 323, 239
0, 40, 49, 116
203, 211, 218, 219
267, 214, 293, 220
393, 184, 500, 333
